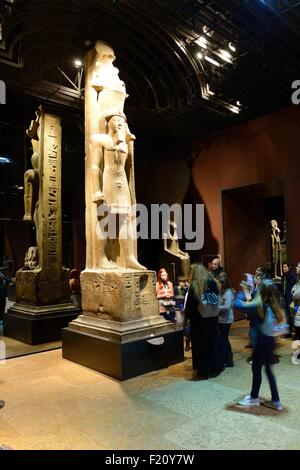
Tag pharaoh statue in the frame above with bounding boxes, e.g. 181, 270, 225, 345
23, 108, 41, 265
90, 111, 145, 270
85, 40, 144, 270
270, 219, 283, 279
62, 41, 183, 379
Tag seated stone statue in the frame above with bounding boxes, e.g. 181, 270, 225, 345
162, 220, 190, 280
164, 220, 189, 260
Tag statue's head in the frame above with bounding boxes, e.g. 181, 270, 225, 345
95, 41, 116, 62
105, 112, 126, 134
26, 107, 41, 141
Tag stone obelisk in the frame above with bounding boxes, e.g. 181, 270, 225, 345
4, 106, 80, 344
62, 41, 183, 379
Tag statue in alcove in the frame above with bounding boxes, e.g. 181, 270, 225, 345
162, 220, 190, 281
270, 219, 286, 279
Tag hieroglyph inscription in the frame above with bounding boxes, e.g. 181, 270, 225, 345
44, 117, 61, 270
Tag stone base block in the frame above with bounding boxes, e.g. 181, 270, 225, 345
16, 268, 70, 306
80, 269, 159, 321
4, 303, 81, 345
62, 326, 184, 380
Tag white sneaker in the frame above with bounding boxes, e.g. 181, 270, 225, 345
238, 395, 260, 406
263, 400, 283, 411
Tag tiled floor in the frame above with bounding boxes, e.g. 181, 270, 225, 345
0, 320, 299, 450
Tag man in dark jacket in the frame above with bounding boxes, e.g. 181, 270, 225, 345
211, 258, 224, 278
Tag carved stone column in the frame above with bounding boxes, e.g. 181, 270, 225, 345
4, 106, 80, 344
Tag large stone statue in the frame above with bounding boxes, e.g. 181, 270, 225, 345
4, 106, 79, 344
270, 219, 283, 279
89, 110, 145, 270
85, 41, 138, 270
62, 41, 183, 379
23, 109, 40, 226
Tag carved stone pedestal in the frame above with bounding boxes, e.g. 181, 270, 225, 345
62, 270, 184, 380
4, 303, 80, 345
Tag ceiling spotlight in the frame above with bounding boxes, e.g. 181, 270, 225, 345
216, 49, 233, 64
220, 49, 232, 59
197, 52, 203, 59
236, 100, 241, 106
74, 59, 82, 68
229, 42, 236, 52
228, 105, 240, 114
204, 56, 220, 67
195, 36, 207, 49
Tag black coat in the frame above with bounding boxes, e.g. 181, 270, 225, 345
185, 279, 222, 377
281, 271, 297, 310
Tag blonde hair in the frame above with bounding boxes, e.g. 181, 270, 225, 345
190, 263, 215, 299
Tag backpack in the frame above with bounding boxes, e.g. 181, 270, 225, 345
197, 290, 220, 318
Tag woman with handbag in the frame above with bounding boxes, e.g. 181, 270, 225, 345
156, 268, 176, 322
185, 263, 223, 379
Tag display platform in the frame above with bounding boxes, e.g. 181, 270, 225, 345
62, 326, 184, 381
4, 303, 81, 345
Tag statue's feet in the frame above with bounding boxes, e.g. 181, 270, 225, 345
126, 256, 147, 270
23, 214, 32, 222
99, 257, 115, 269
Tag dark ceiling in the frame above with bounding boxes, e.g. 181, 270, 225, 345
1, 0, 300, 138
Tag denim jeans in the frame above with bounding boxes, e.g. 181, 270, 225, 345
250, 333, 280, 402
